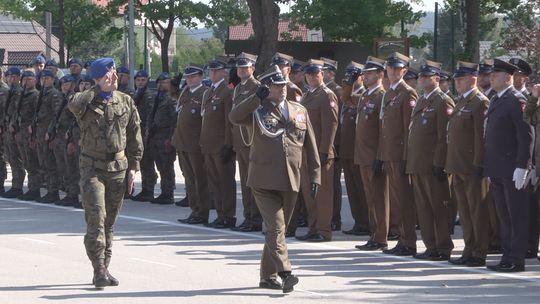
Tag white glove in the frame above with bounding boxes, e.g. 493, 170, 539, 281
513, 168, 529, 190
528, 168, 538, 187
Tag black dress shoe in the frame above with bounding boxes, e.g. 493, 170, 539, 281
306, 233, 330, 242
213, 217, 236, 229
382, 245, 401, 255
231, 220, 250, 231
466, 257, 486, 267
37, 191, 60, 204
73, 200, 83, 209
295, 233, 316, 241
414, 250, 439, 260
331, 221, 341, 231
205, 217, 224, 228
187, 217, 208, 225
487, 262, 525, 272
448, 256, 470, 265
175, 196, 189, 207
1, 188, 23, 198
431, 252, 451, 261
394, 246, 416, 256
240, 224, 262, 232
342, 227, 371, 236
151, 194, 174, 205
178, 215, 194, 224
19, 190, 42, 202
525, 249, 538, 259
487, 244, 502, 254
259, 278, 282, 290
355, 241, 388, 251
281, 274, 299, 293
387, 232, 400, 241
123, 192, 132, 200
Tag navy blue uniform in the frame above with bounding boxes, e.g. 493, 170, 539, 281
484, 86, 534, 266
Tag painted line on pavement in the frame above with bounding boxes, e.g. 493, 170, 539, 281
4, 198, 540, 285
18, 237, 56, 245
130, 257, 177, 268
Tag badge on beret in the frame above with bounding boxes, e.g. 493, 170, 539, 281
295, 113, 306, 123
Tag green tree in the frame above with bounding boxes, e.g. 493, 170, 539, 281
112, 0, 248, 73
289, 0, 425, 47
0, 0, 120, 67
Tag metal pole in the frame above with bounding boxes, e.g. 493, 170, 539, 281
45, 11, 52, 59
128, 0, 135, 91
450, 10, 455, 71
434, 2, 439, 61
144, 19, 148, 71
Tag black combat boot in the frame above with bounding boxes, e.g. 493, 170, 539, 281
93, 265, 109, 289
18, 190, 41, 201
104, 257, 119, 286
131, 190, 154, 202
1, 188, 23, 198
36, 191, 60, 204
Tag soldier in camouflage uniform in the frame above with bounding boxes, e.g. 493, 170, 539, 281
51, 75, 81, 207
131, 70, 158, 202
13, 70, 41, 201
0, 70, 9, 193
146, 72, 176, 205
30, 69, 62, 203
78, 75, 94, 93
1, 68, 26, 199
68, 58, 143, 289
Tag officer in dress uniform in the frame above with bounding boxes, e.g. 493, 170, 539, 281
484, 59, 534, 272
511, 57, 540, 260
407, 60, 455, 261
447, 61, 490, 267
290, 59, 307, 94
477, 58, 501, 254
404, 68, 418, 90
230, 53, 261, 231
229, 65, 320, 293
339, 61, 369, 236
272, 53, 303, 103
296, 59, 339, 242
320, 57, 344, 231
354, 56, 390, 251
379, 52, 419, 256
175, 64, 211, 225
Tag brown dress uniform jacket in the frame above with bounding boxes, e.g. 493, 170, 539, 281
378, 80, 418, 162
446, 88, 489, 174
301, 84, 339, 159
200, 80, 233, 154
406, 88, 455, 174
232, 77, 260, 150
354, 85, 385, 166
229, 94, 321, 191
172, 84, 206, 153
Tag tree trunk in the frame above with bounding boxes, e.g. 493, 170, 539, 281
247, 0, 280, 75
160, 35, 170, 73
58, 0, 66, 66
463, 0, 480, 61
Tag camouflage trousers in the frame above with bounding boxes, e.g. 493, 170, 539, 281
4, 132, 25, 189
80, 165, 125, 268
15, 130, 40, 191
36, 130, 59, 193
53, 137, 80, 197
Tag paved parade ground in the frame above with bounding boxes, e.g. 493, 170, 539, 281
1, 165, 540, 304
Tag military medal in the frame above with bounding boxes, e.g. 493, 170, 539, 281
191, 108, 196, 114
213, 105, 217, 111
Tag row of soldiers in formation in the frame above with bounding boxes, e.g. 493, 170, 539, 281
1, 50, 539, 274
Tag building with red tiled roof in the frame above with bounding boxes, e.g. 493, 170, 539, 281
229, 20, 322, 42
0, 13, 62, 68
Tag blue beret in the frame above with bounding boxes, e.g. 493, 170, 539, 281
89, 57, 116, 79
31, 55, 46, 65
156, 72, 170, 81
5, 67, 21, 76
45, 59, 58, 67
40, 69, 55, 78
60, 75, 75, 84
117, 66, 130, 74
21, 70, 36, 78
135, 70, 149, 78
68, 58, 84, 67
